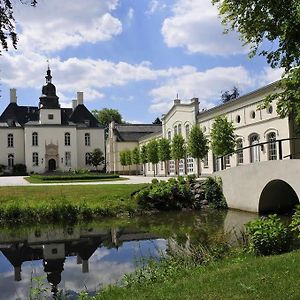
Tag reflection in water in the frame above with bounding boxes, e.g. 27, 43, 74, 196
0, 209, 257, 299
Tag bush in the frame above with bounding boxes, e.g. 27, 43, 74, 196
246, 214, 291, 256
135, 178, 193, 211
13, 164, 27, 175
290, 205, 300, 238
31, 173, 119, 181
204, 177, 227, 209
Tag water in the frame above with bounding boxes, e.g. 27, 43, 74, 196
0, 209, 257, 299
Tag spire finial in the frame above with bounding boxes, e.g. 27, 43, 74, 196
45, 59, 52, 84
176, 93, 179, 99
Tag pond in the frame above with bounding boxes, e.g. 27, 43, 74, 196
0, 209, 257, 299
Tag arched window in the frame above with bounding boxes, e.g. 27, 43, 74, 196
267, 132, 277, 160
7, 133, 13, 148
185, 124, 190, 138
32, 152, 39, 166
174, 125, 178, 136
236, 139, 243, 164
32, 132, 38, 146
85, 133, 90, 146
178, 124, 182, 135
168, 131, 171, 140
85, 153, 91, 165
249, 134, 260, 163
8, 154, 14, 168
65, 132, 71, 146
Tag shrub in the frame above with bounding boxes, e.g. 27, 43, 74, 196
135, 178, 192, 211
13, 164, 27, 175
204, 177, 227, 209
246, 214, 291, 256
290, 205, 300, 238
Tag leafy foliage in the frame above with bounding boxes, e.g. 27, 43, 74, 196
124, 149, 132, 166
119, 151, 127, 168
146, 140, 159, 174
204, 177, 227, 209
152, 117, 162, 124
246, 215, 291, 256
0, 0, 37, 53
221, 86, 240, 103
92, 108, 123, 128
171, 134, 186, 160
290, 205, 300, 238
131, 147, 140, 165
158, 138, 171, 175
89, 148, 104, 170
140, 145, 148, 164
13, 163, 27, 175
210, 116, 236, 156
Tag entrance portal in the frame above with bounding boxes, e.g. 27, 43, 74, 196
48, 159, 56, 171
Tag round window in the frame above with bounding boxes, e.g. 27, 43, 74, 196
250, 111, 256, 119
267, 105, 273, 114
236, 115, 241, 123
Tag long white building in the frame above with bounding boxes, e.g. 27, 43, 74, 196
0, 68, 105, 173
107, 81, 300, 176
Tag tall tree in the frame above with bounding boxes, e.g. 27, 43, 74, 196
187, 125, 209, 177
0, 0, 37, 53
212, 0, 300, 123
146, 140, 159, 177
89, 148, 104, 171
132, 147, 140, 175
152, 117, 162, 124
221, 86, 240, 103
158, 138, 171, 176
140, 145, 148, 176
171, 134, 186, 175
92, 108, 123, 128
211, 116, 236, 169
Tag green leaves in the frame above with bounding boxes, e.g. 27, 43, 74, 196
171, 134, 186, 160
187, 125, 209, 160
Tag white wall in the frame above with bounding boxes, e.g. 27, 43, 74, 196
39, 109, 61, 125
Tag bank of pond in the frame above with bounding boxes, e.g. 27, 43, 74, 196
0, 208, 299, 299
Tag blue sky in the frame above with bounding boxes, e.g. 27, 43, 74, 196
0, 0, 282, 123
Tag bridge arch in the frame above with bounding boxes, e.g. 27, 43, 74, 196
259, 179, 299, 213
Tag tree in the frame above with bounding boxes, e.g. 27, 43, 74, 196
90, 148, 104, 171
153, 117, 162, 124
132, 147, 140, 175
210, 116, 236, 169
124, 149, 132, 174
171, 134, 186, 175
119, 150, 126, 172
187, 125, 209, 177
140, 145, 148, 176
0, 0, 37, 53
146, 140, 159, 176
212, 0, 300, 123
158, 138, 171, 176
221, 86, 240, 103
92, 108, 123, 128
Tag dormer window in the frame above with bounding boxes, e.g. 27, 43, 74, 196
84, 120, 90, 126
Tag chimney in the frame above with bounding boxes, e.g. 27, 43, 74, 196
10, 88, 17, 104
191, 97, 199, 112
14, 266, 21, 281
82, 260, 89, 273
77, 92, 84, 105
72, 99, 77, 111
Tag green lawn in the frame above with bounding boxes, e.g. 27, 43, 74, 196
0, 184, 146, 224
96, 250, 300, 300
25, 176, 128, 183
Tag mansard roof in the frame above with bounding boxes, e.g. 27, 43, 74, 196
69, 104, 103, 128
113, 124, 162, 142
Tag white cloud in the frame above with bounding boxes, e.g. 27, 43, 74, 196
257, 67, 283, 86
149, 66, 254, 113
146, 0, 167, 15
127, 8, 134, 21
14, 0, 122, 53
162, 0, 246, 55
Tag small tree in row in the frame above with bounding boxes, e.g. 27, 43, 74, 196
147, 140, 159, 176
158, 138, 171, 177
132, 147, 140, 175
171, 134, 186, 175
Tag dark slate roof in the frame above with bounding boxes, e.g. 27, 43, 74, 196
69, 104, 103, 128
113, 124, 162, 142
0, 103, 101, 128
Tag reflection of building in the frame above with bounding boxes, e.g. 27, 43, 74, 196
0, 226, 158, 297
107, 82, 300, 175
0, 68, 105, 173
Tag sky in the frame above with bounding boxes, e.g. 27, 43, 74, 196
0, 0, 283, 123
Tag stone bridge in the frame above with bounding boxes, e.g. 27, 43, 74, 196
215, 160, 300, 213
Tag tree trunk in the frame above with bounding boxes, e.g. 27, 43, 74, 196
153, 163, 156, 177
164, 160, 167, 177
143, 163, 146, 176
197, 157, 201, 177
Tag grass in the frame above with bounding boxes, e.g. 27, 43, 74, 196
95, 249, 300, 300
25, 176, 128, 183
0, 184, 147, 224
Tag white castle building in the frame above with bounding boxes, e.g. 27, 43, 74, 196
107, 81, 300, 176
0, 68, 105, 173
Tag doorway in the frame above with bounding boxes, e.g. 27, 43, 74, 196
48, 159, 56, 171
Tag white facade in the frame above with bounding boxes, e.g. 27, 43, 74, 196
107, 81, 299, 176
0, 70, 105, 174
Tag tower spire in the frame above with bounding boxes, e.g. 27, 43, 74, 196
45, 60, 52, 84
